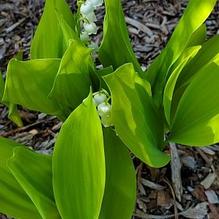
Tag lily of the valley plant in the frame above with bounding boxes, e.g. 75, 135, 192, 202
0, 0, 219, 218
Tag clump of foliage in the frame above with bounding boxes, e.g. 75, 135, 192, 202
0, 0, 219, 218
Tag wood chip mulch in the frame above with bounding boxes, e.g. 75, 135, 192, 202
1, 0, 219, 218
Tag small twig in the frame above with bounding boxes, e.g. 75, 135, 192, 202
169, 142, 183, 202
1, 116, 57, 137
163, 178, 179, 219
125, 16, 153, 37
133, 212, 175, 219
5, 18, 26, 33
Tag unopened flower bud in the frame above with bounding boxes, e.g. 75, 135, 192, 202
83, 22, 98, 35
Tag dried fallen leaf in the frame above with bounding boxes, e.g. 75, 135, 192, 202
192, 185, 206, 202
141, 178, 165, 191
181, 155, 197, 169
157, 190, 172, 208
201, 172, 216, 189
180, 202, 208, 219
205, 190, 219, 204
208, 204, 219, 219
200, 147, 215, 156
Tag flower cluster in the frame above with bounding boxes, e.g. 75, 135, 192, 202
93, 89, 112, 127
80, 0, 103, 43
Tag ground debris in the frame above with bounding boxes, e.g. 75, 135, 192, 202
1, 1, 219, 219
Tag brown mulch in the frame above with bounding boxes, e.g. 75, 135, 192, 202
1, 0, 219, 218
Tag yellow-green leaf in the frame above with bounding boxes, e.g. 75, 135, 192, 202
0, 137, 41, 219
53, 92, 105, 219
163, 46, 201, 126
9, 147, 60, 219
0, 72, 23, 127
170, 59, 219, 146
175, 35, 219, 90
99, 128, 136, 219
49, 40, 92, 117
30, 0, 77, 59
3, 58, 64, 119
104, 63, 170, 168
145, 0, 216, 105
99, 0, 142, 74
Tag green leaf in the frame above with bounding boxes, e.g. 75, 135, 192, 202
99, 0, 142, 74
99, 128, 136, 219
3, 58, 64, 119
97, 66, 114, 92
53, 92, 105, 219
145, 0, 216, 105
49, 40, 92, 117
97, 66, 114, 78
186, 24, 206, 48
9, 147, 60, 219
171, 36, 219, 122
170, 59, 219, 146
57, 13, 79, 46
175, 35, 219, 90
0, 137, 42, 219
7, 103, 23, 127
30, 0, 77, 59
104, 63, 170, 168
163, 46, 201, 126
0, 71, 23, 127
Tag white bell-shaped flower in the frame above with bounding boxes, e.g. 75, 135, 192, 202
83, 22, 98, 35
97, 102, 111, 117
80, 2, 94, 16
88, 41, 99, 51
84, 11, 97, 23
80, 31, 89, 41
97, 102, 112, 127
88, 0, 103, 7
93, 92, 107, 106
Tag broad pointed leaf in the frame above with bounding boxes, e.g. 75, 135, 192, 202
99, 0, 142, 74
171, 36, 219, 124
57, 13, 79, 46
145, 0, 216, 105
170, 59, 219, 146
163, 46, 201, 126
99, 128, 136, 219
176, 35, 219, 89
30, 0, 77, 59
97, 66, 114, 91
186, 24, 206, 48
53, 92, 105, 219
49, 40, 92, 117
3, 58, 64, 119
0, 137, 41, 219
9, 147, 60, 219
104, 63, 170, 167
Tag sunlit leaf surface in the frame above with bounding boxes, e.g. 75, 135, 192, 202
53, 92, 105, 219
